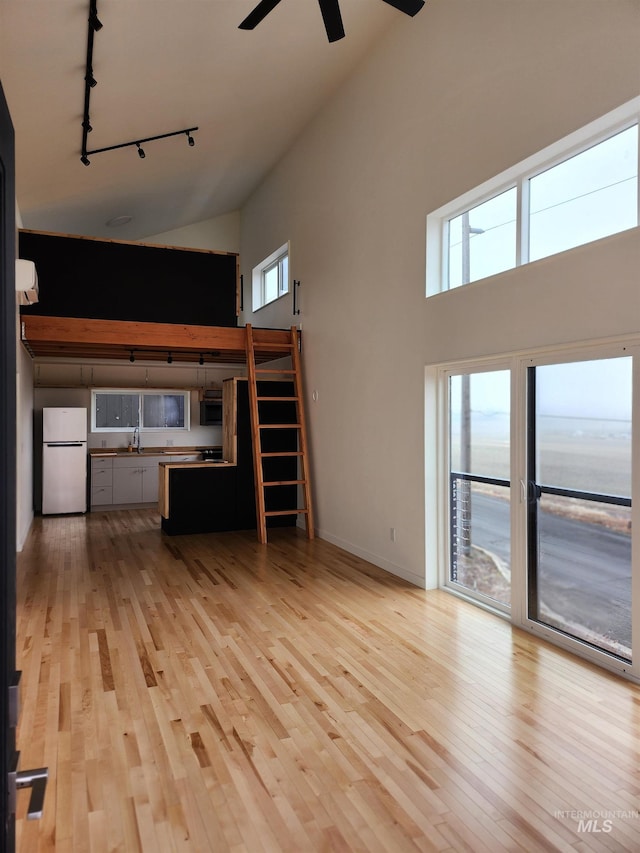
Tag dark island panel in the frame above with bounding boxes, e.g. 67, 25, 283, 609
161, 466, 238, 535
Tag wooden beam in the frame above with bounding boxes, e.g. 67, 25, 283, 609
20, 315, 294, 363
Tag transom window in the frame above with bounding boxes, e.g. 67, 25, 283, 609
427, 98, 639, 295
91, 389, 189, 432
252, 242, 289, 310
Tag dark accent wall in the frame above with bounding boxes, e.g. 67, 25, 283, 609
19, 230, 238, 327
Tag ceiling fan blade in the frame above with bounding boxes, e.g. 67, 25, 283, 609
318, 0, 345, 42
381, 0, 425, 16
238, 0, 284, 30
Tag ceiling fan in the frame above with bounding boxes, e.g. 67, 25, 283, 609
239, 0, 425, 44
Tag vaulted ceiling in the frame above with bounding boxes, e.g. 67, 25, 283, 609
0, 0, 403, 241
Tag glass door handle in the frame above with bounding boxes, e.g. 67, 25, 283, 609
521, 480, 541, 503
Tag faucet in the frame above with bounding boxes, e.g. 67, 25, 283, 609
133, 426, 141, 453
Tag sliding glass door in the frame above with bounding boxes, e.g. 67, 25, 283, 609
436, 344, 638, 675
527, 357, 632, 660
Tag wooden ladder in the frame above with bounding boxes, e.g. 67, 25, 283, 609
245, 324, 315, 544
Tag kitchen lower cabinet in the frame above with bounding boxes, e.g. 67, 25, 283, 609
90, 457, 113, 507
112, 465, 144, 505
98, 455, 164, 507
142, 464, 160, 503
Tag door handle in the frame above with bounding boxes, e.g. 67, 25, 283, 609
8, 753, 48, 820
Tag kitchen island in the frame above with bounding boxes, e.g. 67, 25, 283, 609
159, 377, 298, 536
159, 459, 243, 535
88, 447, 220, 509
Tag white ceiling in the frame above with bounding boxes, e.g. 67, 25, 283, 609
0, 0, 401, 240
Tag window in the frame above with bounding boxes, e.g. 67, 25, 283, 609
427, 98, 639, 296
447, 188, 517, 288
528, 126, 638, 261
252, 243, 289, 310
92, 389, 189, 432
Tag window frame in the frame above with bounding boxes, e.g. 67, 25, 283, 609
252, 242, 290, 311
91, 388, 190, 433
426, 97, 640, 297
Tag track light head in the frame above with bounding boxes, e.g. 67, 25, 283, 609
136, 143, 146, 159
129, 350, 135, 363
167, 352, 173, 364
80, 154, 91, 166
89, 11, 103, 31
187, 132, 195, 147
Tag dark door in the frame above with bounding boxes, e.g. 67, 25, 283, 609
0, 78, 18, 852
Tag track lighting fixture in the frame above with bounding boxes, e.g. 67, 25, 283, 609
167, 352, 173, 364
129, 350, 135, 363
81, 126, 199, 165
80, 1, 198, 166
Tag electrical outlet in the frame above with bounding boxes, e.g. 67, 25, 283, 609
166, 439, 173, 446
101, 440, 106, 448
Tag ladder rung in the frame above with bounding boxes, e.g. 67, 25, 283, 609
265, 509, 309, 517
263, 480, 307, 487
259, 423, 301, 429
255, 368, 296, 374
260, 451, 303, 457
257, 396, 299, 402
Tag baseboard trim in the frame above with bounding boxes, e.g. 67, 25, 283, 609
315, 527, 425, 589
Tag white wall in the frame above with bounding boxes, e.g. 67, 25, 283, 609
240, 0, 640, 587
145, 210, 241, 254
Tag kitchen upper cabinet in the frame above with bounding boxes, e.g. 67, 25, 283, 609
19, 229, 239, 326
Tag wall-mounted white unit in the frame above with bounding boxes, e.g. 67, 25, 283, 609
15, 258, 39, 305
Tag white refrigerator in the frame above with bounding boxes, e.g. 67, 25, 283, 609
42, 407, 88, 515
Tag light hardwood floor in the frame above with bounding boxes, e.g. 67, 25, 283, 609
15, 510, 640, 852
